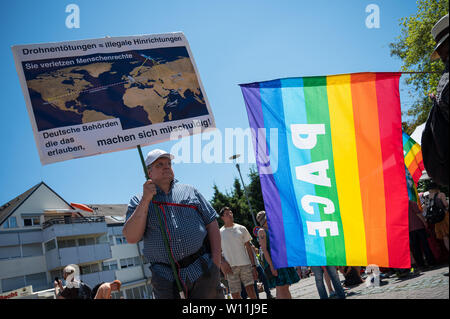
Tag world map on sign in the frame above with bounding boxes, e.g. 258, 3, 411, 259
23, 47, 209, 131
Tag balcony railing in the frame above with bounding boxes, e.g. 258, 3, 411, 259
42, 216, 105, 229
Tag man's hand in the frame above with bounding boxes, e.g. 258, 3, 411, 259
54, 279, 63, 290
270, 265, 278, 277
142, 179, 157, 202
123, 181, 155, 244
221, 260, 233, 276
54, 280, 64, 299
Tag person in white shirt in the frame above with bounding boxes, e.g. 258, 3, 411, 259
219, 207, 258, 299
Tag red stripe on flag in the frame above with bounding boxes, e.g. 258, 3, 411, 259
375, 73, 410, 268
412, 169, 422, 185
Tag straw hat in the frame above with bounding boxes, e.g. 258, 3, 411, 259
431, 14, 449, 61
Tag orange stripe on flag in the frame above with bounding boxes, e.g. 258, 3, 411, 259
350, 73, 389, 267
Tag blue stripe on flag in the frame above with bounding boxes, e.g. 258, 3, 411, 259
240, 81, 289, 267
280, 78, 326, 265
259, 79, 307, 266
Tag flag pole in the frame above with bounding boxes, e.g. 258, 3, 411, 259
137, 145, 185, 298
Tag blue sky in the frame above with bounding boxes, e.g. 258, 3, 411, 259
0, 0, 418, 206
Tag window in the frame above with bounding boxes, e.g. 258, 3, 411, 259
131, 287, 142, 299
22, 243, 43, 257
25, 272, 47, 291
80, 263, 100, 275
23, 216, 40, 227
2, 217, 17, 229
1, 272, 48, 293
80, 265, 90, 275
10, 217, 18, 228
77, 237, 95, 246
115, 236, 128, 245
102, 260, 118, 271
126, 285, 147, 299
45, 239, 56, 252
57, 239, 76, 248
0, 244, 43, 259
120, 257, 141, 269
90, 263, 99, 273
96, 234, 108, 244
120, 258, 129, 269
111, 290, 124, 299
0, 245, 21, 260
120, 258, 133, 269
2, 276, 26, 292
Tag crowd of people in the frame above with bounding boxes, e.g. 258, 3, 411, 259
218, 182, 448, 300
52, 147, 448, 300
53, 173, 448, 300
54, 264, 122, 299
53, 13, 448, 300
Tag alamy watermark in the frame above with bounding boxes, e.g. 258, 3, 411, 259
365, 4, 380, 29
65, 4, 80, 29
168, 126, 279, 174
365, 264, 381, 288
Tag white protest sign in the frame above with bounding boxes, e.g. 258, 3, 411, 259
12, 32, 215, 165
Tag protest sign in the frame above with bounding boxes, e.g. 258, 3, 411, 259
12, 32, 215, 165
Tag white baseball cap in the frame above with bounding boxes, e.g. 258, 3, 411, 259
145, 149, 174, 167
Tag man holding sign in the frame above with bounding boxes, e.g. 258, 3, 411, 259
123, 149, 223, 299
12, 32, 220, 299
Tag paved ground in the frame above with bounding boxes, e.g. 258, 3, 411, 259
258, 264, 449, 299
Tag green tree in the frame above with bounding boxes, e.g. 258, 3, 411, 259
246, 166, 266, 214
389, 0, 448, 134
210, 184, 229, 214
210, 166, 265, 237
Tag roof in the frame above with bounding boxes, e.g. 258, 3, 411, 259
0, 182, 43, 226
77, 204, 128, 225
0, 183, 128, 227
0, 182, 75, 226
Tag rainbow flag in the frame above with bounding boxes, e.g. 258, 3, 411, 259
240, 72, 410, 268
405, 166, 422, 210
402, 132, 424, 185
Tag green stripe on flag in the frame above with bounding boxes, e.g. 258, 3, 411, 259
303, 76, 346, 265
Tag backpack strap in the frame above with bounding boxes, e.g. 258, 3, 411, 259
151, 201, 202, 219
152, 200, 199, 211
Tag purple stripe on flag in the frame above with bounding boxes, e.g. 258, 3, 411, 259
240, 83, 288, 267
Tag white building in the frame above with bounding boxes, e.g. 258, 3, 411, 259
0, 182, 152, 299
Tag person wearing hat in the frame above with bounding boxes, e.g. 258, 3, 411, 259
422, 13, 448, 187
123, 149, 223, 299
54, 264, 92, 299
256, 211, 300, 299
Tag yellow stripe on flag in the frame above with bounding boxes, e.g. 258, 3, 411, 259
326, 74, 367, 266
404, 143, 421, 167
